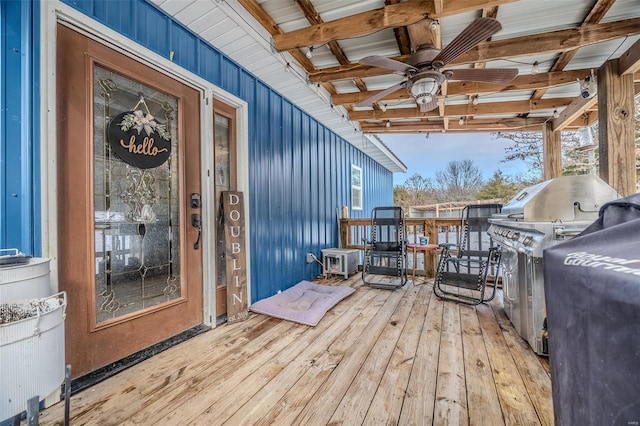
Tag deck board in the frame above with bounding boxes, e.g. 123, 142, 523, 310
37, 276, 553, 426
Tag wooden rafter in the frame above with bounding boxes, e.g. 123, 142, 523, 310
235, 0, 639, 135
619, 38, 640, 76
349, 98, 576, 121
308, 18, 640, 83
292, 0, 378, 108
361, 117, 548, 133
236, 0, 314, 72
272, 0, 516, 51
552, 95, 599, 132
331, 69, 593, 105
385, 0, 411, 55
530, 0, 616, 100
469, 5, 500, 106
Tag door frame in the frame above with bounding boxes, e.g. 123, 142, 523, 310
40, 1, 252, 328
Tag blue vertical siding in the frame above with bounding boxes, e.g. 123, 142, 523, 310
4, 0, 394, 301
0, 0, 40, 255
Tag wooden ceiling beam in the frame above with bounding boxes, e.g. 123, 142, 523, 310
473, 6, 499, 69
273, 1, 433, 51
552, 95, 599, 131
272, 0, 516, 51
292, 0, 378, 108
308, 18, 640, 82
361, 117, 547, 133
349, 98, 575, 121
407, 20, 441, 52
385, 0, 411, 55
457, 17, 640, 65
531, 0, 616, 100
331, 69, 591, 105
236, 0, 315, 72
619, 38, 640, 76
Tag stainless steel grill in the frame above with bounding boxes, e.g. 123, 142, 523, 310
487, 175, 619, 355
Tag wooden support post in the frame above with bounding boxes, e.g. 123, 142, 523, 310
339, 219, 349, 248
543, 121, 562, 180
597, 59, 636, 196
425, 219, 437, 278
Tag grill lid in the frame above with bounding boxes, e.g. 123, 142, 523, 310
499, 175, 619, 222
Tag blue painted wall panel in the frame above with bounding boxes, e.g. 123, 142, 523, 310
1, 0, 40, 254
3, 0, 394, 301
170, 21, 198, 72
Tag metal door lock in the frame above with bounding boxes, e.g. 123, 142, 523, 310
191, 193, 201, 208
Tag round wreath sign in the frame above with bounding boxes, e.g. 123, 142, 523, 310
108, 110, 172, 169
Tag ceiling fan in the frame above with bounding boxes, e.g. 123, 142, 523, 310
355, 18, 518, 113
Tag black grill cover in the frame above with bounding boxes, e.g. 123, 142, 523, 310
543, 192, 640, 425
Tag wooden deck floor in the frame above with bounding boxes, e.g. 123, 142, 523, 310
39, 276, 553, 425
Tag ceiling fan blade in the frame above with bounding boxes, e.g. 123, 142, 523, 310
432, 18, 502, 68
418, 97, 439, 113
359, 56, 416, 73
354, 82, 406, 107
445, 68, 518, 83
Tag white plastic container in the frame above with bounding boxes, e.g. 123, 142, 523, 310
0, 257, 51, 303
0, 292, 67, 419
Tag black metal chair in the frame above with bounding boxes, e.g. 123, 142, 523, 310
362, 206, 408, 290
433, 203, 502, 305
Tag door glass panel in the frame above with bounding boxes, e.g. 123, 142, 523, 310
215, 114, 231, 290
93, 65, 181, 324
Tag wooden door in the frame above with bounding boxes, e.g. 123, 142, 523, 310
56, 25, 203, 378
213, 100, 237, 318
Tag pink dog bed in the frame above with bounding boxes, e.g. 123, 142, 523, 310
249, 280, 355, 326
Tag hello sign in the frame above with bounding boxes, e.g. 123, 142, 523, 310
107, 110, 172, 169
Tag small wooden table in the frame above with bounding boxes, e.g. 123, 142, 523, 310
406, 243, 439, 284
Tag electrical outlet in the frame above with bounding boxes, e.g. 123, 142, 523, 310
306, 253, 314, 263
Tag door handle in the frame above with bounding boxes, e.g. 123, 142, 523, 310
192, 213, 202, 249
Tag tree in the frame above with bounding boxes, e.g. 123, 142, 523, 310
477, 170, 520, 201
494, 130, 601, 179
393, 185, 412, 213
496, 131, 544, 178
434, 160, 483, 202
393, 173, 435, 213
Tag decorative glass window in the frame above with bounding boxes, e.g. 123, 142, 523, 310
351, 165, 363, 210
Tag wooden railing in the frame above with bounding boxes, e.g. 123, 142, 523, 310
339, 217, 463, 278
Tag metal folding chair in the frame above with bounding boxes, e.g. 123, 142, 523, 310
433, 204, 502, 305
362, 206, 408, 290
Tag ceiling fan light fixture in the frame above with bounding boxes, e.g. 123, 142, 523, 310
408, 72, 444, 106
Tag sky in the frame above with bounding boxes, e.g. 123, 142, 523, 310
377, 132, 530, 186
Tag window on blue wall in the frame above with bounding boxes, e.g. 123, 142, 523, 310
351, 165, 363, 210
